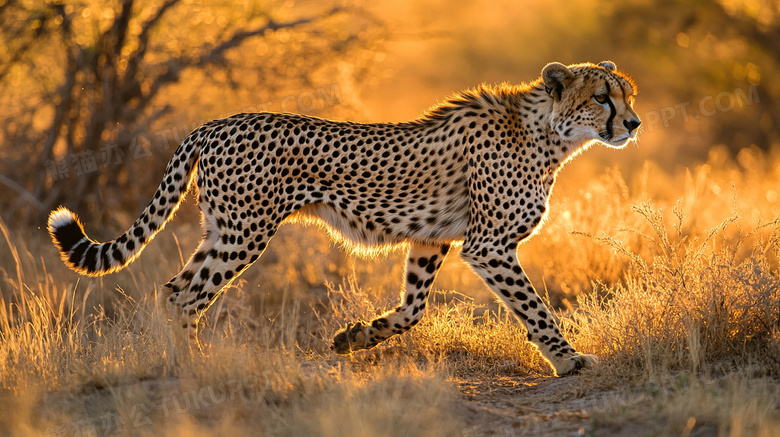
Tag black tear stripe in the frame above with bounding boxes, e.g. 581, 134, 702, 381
604, 81, 616, 139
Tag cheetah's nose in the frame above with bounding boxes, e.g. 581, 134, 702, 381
623, 118, 641, 133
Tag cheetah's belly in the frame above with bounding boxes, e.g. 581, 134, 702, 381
291, 193, 469, 255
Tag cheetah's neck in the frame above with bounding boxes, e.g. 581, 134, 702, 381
508, 83, 591, 179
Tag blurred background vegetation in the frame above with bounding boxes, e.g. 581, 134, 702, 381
1, 0, 779, 303
1, 0, 778, 223
2, 4, 780, 435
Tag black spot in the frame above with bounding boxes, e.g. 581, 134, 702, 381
112, 248, 125, 266
372, 318, 389, 329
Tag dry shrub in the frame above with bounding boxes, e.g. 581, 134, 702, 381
521, 167, 642, 301
570, 200, 780, 380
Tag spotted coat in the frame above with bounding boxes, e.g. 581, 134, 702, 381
49, 61, 640, 376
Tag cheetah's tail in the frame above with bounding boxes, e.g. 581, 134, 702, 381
48, 131, 201, 276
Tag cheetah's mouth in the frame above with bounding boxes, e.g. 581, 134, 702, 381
598, 130, 636, 148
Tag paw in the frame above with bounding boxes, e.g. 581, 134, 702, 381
554, 353, 599, 376
331, 322, 369, 355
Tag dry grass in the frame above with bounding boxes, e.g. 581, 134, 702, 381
2, 147, 780, 436
571, 202, 780, 380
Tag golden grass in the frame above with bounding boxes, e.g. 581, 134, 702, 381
1, 147, 780, 435
565, 197, 780, 373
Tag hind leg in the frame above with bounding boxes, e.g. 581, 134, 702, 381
167, 230, 275, 351
158, 222, 220, 350
332, 243, 450, 354
158, 229, 218, 319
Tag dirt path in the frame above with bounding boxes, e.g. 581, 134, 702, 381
453, 375, 656, 437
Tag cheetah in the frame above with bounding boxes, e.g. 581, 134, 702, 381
48, 61, 640, 376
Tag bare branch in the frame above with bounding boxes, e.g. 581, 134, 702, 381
196, 11, 341, 66
0, 175, 45, 211
0, 5, 55, 82
138, 0, 180, 46
114, 0, 134, 53
122, 0, 180, 90
34, 4, 78, 198
86, 0, 134, 150
121, 104, 172, 141
140, 7, 344, 109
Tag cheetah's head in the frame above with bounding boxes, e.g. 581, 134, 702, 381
542, 61, 641, 149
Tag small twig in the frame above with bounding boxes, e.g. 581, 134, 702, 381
0, 174, 45, 210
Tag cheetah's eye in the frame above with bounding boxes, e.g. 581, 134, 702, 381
593, 94, 609, 104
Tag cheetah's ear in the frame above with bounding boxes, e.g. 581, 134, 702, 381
542, 62, 575, 101
598, 61, 617, 71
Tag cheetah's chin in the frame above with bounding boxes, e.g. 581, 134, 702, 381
603, 135, 635, 149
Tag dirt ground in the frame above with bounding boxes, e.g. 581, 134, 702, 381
37, 371, 669, 437
455, 375, 652, 437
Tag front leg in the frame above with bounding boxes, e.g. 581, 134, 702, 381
461, 244, 597, 376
